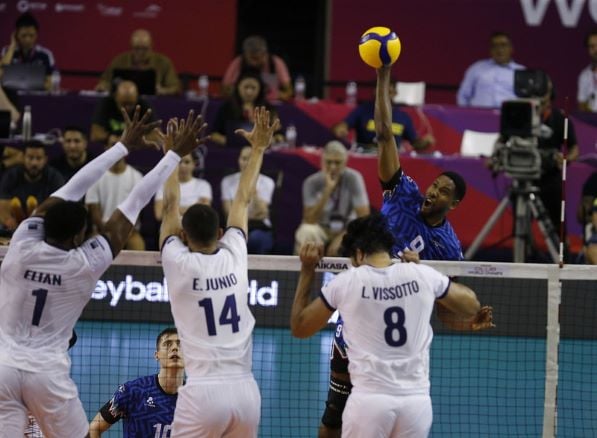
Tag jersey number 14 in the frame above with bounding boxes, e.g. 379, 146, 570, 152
198, 294, 240, 336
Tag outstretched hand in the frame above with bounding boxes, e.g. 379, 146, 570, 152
299, 242, 324, 270
471, 305, 495, 331
168, 110, 209, 158
120, 105, 162, 152
234, 106, 280, 151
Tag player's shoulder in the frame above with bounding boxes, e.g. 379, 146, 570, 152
125, 374, 156, 390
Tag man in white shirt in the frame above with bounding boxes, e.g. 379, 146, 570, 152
160, 107, 280, 437
86, 132, 144, 250
290, 213, 493, 437
457, 32, 525, 108
221, 145, 275, 254
577, 30, 597, 112
0, 106, 207, 437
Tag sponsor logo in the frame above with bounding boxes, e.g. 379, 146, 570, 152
17, 0, 47, 12
97, 3, 122, 17
316, 261, 349, 271
92, 275, 279, 308
133, 3, 161, 18
465, 264, 504, 277
520, 0, 597, 27
146, 396, 155, 408
55, 2, 84, 13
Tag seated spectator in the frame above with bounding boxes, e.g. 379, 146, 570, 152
577, 29, 597, 112
457, 32, 524, 108
95, 29, 181, 96
221, 146, 276, 254
91, 80, 155, 142
295, 141, 370, 256
211, 71, 283, 146
578, 171, 597, 263
0, 141, 64, 231
50, 126, 95, 181
0, 86, 19, 126
333, 83, 434, 152
222, 35, 292, 101
1, 144, 23, 171
154, 152, 212, 221
86, 132, 145, 250
0, 12, 56, 91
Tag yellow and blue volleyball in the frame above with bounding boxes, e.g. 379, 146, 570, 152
358, 26, 401, 68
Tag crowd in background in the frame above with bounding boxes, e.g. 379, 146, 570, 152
0, 12, 596, 264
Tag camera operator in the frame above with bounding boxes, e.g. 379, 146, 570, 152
536, 77, 579, 242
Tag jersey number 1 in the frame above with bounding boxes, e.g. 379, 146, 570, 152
198, 295, 240, 336
31, 288, 48, 326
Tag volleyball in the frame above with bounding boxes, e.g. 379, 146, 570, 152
358, 26, 401, 68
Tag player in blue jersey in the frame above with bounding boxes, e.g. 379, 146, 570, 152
317, 65, 493, 438
89, 327, 184, 438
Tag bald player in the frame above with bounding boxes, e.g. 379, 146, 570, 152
0, 107, 206, 437
96, 29, 181, 95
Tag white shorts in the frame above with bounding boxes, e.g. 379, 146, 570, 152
0, 364, 88, 438
342, 391, 432, 438
171, 376, 261, 438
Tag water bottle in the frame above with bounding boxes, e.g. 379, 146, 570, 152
285, 124, 297, 148
294, 76, 306, 101
198, 75, 209, 97
22, 105, 32, 140
50, 70, 61, 94
345, 81, 357, 106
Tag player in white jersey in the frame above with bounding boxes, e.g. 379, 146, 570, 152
291, 213, 489, 438
160, 107, 280, 437
0, 106, 207, 438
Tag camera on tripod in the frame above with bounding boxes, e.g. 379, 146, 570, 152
491, 69, 549, 181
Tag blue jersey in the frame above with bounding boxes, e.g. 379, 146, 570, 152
106, 374, 178, 438
381, 170, 464, 261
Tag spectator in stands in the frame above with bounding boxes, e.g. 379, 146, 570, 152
154, 152, 212, 221
295, 141, 370, 256
577, 29, 597, 112
89, 327, 184, 437
86, 132, 145, 250
211, 70, 282, 146
578, 171, 597, 264
222, 35, 292, 101
95, 29, 181, 96
536, 78, 579, 246
0, 141, 64, 232
333, 83, 434, 152
0, 12, 56, 91
1, 144, 23, 172
221, 146, 276, 254
51, 126, 95, 181
457, 32, 524, 108
0, 86, 20, 126
91, 80, 155, 142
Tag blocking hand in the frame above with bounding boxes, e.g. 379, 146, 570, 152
234, 106, 280, 151
170, 110, 209, 158
119, 105, 162, 152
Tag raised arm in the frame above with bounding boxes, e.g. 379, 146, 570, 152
106, 110, 208, 257
227, 107, 280, 236
34, 106, 161, 218
437, 282, 494, 331
375, 66, 401, 183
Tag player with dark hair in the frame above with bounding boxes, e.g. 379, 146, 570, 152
160, 107, 280, 437
291, 213, 485, 437
317, 65, 493, 437
0, 106, 207, 437
89, 327, 184, 437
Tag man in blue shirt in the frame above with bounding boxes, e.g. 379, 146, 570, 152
318, 64, 494, 438
89, 328, 184, 438
457, 32, 525, 108
333, 85, 434, 151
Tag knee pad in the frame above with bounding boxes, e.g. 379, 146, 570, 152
320, 376, 353, 429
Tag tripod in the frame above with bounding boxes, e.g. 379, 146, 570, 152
465, 178, 560, 263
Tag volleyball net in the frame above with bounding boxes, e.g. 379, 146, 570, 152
14, 250, 596, 437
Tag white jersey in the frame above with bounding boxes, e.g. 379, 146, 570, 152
0, 217, 113, 373
321, 262, 449, 396
161, 228, 255, 380
155, 177, 213, 207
